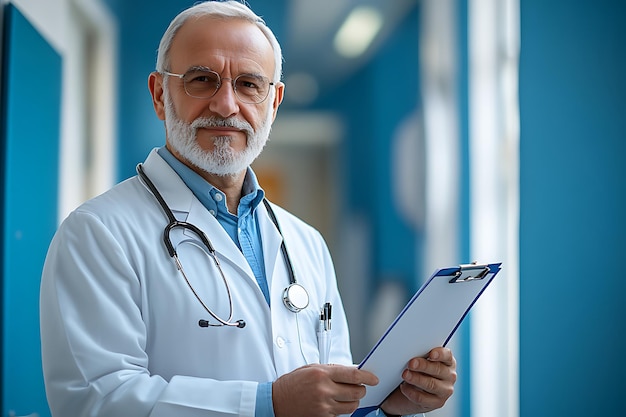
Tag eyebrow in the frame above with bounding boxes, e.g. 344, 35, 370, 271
185, 65, 268, 79
185, 65, 213, 73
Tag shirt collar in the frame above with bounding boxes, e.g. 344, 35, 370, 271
157, 146, 265, 216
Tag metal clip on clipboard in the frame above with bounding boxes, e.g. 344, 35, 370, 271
449, 261, 491, 283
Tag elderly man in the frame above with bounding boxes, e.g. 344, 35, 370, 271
40, 2, 457, 416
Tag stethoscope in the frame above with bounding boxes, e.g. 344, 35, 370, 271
136, 163, 310, 329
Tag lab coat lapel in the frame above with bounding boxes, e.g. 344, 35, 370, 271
257, 201, 283, 293
141, 149, 255, 281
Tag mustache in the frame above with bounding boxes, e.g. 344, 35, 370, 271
190, 116, 254, 136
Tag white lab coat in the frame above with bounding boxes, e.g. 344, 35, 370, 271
40, 149, 353, 417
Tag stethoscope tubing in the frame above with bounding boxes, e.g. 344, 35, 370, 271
138, 163, 242, 327
136, 163, 309, 329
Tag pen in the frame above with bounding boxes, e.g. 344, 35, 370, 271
324, 302, 331, 330
318, 302, 332, 364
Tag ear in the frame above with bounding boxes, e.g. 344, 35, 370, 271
270, 81, 285, 122
148, 71, 166, 120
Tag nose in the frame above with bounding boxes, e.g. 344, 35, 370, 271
207, 78, 239, 118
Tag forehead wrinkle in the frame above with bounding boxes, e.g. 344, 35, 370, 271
170, 17, 275, 78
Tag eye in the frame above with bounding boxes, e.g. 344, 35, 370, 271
236, 75, 262, 90
192, 75, 210, 82
180, 70, 220, 97
185, 70, 219, 85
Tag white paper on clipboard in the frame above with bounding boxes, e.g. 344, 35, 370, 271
352, 262, 502, 416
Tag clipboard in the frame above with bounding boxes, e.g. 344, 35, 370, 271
352, 262, 502, 416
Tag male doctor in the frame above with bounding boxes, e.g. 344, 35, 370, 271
40, 1, 457, 416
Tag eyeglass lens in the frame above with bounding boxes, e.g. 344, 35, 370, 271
182, 69, 271, 104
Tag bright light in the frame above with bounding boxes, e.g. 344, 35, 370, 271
333, 6, 383, 58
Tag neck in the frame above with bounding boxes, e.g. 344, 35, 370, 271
202, 170, 246, 215
166, 143, 247, 214
166, 143, 247, 215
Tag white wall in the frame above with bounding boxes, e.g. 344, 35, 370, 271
3, 0, 117, 222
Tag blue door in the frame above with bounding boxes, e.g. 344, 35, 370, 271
1, 4, 60, 416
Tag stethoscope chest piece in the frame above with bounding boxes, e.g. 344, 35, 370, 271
283, 283, 309, 313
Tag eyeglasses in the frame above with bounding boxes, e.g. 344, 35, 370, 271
162, 67, 275, 104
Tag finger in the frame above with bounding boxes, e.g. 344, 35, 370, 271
399, 381, 451, 413
406, 356, 456, 381
402, 368, 456, 396
405, 359, 453, 381
427, 347, 456, 366
330, 399, 362, 416
332, 382, 368, 402
326, 364, 379, 387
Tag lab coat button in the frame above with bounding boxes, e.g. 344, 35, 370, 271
276, 336, 285, 348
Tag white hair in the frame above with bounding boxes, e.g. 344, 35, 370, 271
155, 1, 283, 83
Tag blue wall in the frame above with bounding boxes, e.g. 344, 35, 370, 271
1, 5, 60, 416
455, 2, 471, 415
519, 1, 626, 416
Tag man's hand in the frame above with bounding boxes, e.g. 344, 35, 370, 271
273, 364, 379, 417
380, 347, 457, 416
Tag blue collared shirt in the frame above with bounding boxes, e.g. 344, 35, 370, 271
157, 147, 274, 417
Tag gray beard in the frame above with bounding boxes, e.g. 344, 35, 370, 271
164, 91, 273, 177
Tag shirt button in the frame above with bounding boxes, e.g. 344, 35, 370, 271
209, 209, 216, 216
276, 336, 285, 348
214, 193, 223, 202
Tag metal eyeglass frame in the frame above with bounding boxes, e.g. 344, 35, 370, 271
161, 67, 276, 104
